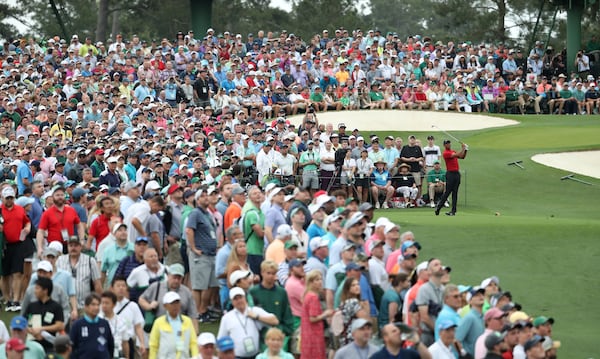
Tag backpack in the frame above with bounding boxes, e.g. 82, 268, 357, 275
234, 208, 258, 242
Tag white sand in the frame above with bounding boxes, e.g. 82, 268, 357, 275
289, 110, 518, 131
531, 151, 600, 180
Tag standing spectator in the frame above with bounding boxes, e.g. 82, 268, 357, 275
185, 187, 219, 323
126, 248, 165, 303
300, 270, 332, 359
113, 236, 148, 287
69, 188, 88, 240
435, 284, 462, 340
99, 291, 128, 359
123, 195, 165, 251
217, 287, 279, 358
1, 186, 31, 311
415, 258, 446, 346
70, 293, 114, 359
100, 223, 134, 288
370, 323, 429, 359
429, 320, 459, 359
16, 150, 32, 195
475, 308, 508, 359
21, 261, 70, 327
333, 318, 379, 359
256, 328, 294, 359
56, 237, 102, 309
223, 186, 245, 231
111, 276, 146, 358
242, 186, 265, 275
22, 277, 65, 351
456, 287, 486, 356
36, 187, 84, 258
148, 291, 198, 359
86, 195, 115, 252
248, 260, 294, 348
263, 187, 286, 245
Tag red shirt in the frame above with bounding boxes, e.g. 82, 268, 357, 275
88, 213, 111, 250
415, 91, 428, 101
1, 204, 30, 244
443, 149, 460, 172
38, 205, 81, 243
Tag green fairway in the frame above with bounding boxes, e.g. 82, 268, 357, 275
371, 114, 600, 358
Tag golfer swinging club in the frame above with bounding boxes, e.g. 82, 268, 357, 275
435, 139, 468, 216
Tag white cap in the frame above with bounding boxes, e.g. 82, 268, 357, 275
145, 180, 161, 191
384, 221, 400, 234
106, 156, 119, 163
268, 187, 284, 201
309, 237, 329, 252
308, 203, 323, 215
48, 241, 63, 254
229, 270, 251, 286
162, 291, 181, 304
2, 186, 15, 198
36, 260, 53, 272
481, 276, 499, 288
315, 195, 334, 207
277, 224, 293, 237
197, 332, 216, 346
112, 222, 127, 234
416, 261, 429, 274
375, 217, 390, 228
229, 287, 246, 301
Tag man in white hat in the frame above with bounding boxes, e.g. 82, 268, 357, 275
196, 332, 218, 359
334, 318, 379, 359
148, 291, 198, 358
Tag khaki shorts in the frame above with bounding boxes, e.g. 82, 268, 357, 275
411, 172, 422, 186
188, 252, 218, 290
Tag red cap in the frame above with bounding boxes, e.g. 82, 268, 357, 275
314, 190, 327, 198
5, 338, 26, 352
95, 149, 105, 156
167, 184, 182, 195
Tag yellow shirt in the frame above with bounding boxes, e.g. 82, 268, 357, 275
49, 123, 73, 140
335, 70, 350, 85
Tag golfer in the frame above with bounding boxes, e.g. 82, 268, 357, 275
435, 140, 468, 216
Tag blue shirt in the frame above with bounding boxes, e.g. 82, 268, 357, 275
264, 204, 286, 243
215, 242, 232, 287
16, 162, 32, 195
455, 308, 484, 356
370, 347, 420, 359
101, 241, 134, 286
30, 268, 76, 296
371, 169, 391, 186
379, 288, 402, 328
71, 202, 88, 237
29, 195, 44, 228
306, 223, 326, 258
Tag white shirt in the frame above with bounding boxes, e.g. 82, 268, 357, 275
115, 298, 144, 341
368, 256, 389, 291
217, 306, 273, 357
126, 263, 166, 291
429, 340, 456, 359
124, 200, 151, 242
274, 153, 297, 176
423, 145, 441, 166
320, 148, 336, 171
99, 311, 128, 355
256, 149, 276, 182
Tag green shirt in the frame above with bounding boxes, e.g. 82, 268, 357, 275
426, 169, 446, 183
0, 339, 46, 359
370, 91, 384, 101
299, 150, 320, 171
559, 89, 573, 99
242, 202, 265, 255
248, 283, 294, 336
310, 92, 324, 102
573, 89, 586, 101
505, 89, 520, 101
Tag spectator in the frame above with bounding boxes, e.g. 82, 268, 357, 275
0, 315, 45, 358
333, 318, 379, 359
70, 293, 114, 359
56, 237, 101, 309
22, 277, 64, 351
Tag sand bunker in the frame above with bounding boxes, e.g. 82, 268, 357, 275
289, 110, 518, 131
532, 151, 600, 179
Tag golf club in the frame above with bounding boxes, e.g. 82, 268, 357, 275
431, 124, 463, 144
560, 174, 593, 185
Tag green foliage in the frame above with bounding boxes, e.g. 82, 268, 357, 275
0, 2, 24, 40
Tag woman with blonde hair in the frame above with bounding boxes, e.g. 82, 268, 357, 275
300, 270, 332, 359
256, 327, 294, 359
225, 239, 253, 286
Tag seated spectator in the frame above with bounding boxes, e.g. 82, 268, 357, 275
393, 164, 418, 208
370, 161, 394, 209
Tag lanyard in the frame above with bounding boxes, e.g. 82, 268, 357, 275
353, 343, 369, 359
235, 311, 249, 335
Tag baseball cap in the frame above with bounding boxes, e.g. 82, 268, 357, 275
416, 261, 429, 274
401, 240, 421, 255
71, 187, 88, 200
54, 335, 72, 352
229, 286, 246, 301
216, 336, 235, 352
288, 258, 306, 268
484, 331, 505, 350
481, 276, 500, 288
10, 316, 28, 330
231, 186, 246, 196
309, 237, 329, 252
124, 181, 141, 192
346, 262, 364, 271
509, 311, 531, 324
197, 332, 216, 346
350, 318, 371, 332
168, 263, 185, 277
2, 186, 15, 198
466, 286, 486, 302
344, 212, 365, 229
229, 270, 252, 286
524, 335, 544, 351
368, 240, 384, 252
358, 202, 373, 211
375, 217, 390, 228
484, 307, 507, 322
437, 320, 457, 331
275, 224, 292, 238
162, 291, 181, 304
135, 236, 149, 243
5, 338, 27, 352
112, 222, 127, 234
36, 260, 53, 272
384, 221, 400, 234
532, 316, 554, 327
145, 180, 161, 191
284, 239, 300, 249
342, 242, 356, 252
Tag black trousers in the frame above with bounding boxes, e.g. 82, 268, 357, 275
436, 171, 461, 213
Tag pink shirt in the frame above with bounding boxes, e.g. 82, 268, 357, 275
285, 275, 305, 317
386, 249, 403, 273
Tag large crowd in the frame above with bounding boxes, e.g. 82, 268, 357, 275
0, 27, 565, 359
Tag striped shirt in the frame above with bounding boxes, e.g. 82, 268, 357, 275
56, 253, 101, 309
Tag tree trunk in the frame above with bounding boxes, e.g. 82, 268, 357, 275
95, 0, 109, 42
111, 10, 119, 39
495, 0, 507, 43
